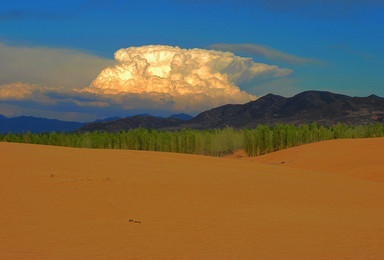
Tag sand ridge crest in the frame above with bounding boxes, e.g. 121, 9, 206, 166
242, 137, 384, 183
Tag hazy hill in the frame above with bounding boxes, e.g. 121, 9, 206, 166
168, 113, 193, 121
79, 115, 184, 132
0, 115, 85, 134
93, 113, 192, 123
94, 116, 122, 122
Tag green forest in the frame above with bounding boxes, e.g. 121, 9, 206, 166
1, 123, 383, 157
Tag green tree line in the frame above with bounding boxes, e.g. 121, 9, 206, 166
1, 123, 383, 157
243, 123, 383, 156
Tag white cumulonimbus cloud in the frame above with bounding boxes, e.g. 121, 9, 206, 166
80, 45, 292, 111
1, 44, 293, 120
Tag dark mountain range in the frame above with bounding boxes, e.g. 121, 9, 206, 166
3, 91, 383, 134
168, 113, 193, 121
94, 116, 122, 122
79, 90, 384, 132
181, 91, 384, 129
94, 113, 192, 123
79, 115, 184, 132
0, 115, 85, 134
0, 112, 193, 134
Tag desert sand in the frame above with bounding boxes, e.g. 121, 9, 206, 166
1, 140, 384, 259
248, 138, 384, 183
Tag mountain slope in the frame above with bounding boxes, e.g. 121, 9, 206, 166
182, 90, 384, 129
77, 90, 384, 132
79, 115, 184, 132
169, 113, 193, 121
0, 115, 85, 134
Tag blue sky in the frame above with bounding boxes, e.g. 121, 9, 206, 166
0, 0, 383, 121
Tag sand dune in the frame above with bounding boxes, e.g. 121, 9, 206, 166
1, 141, 384, 259
249, 137, 384, 183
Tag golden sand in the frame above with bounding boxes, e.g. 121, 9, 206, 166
249, 138, 384, 183
1, 140, 384, 259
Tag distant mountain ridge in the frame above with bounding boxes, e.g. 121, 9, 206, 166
168, 113, 194, 121
182, 91, 384, 129
94, 113, 193, 122
0, 113, 193, 134
80, 115, 184, 132
79, 90, 384, 132
2, 91, 384, 133
0, 115, 85, 134
94, 116, 122, 122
